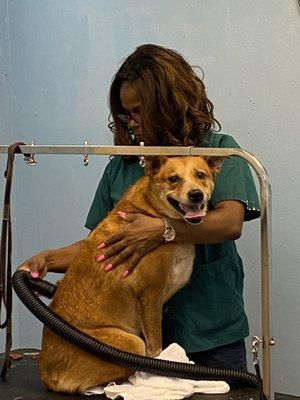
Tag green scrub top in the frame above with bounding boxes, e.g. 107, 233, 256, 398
85, 132, 260, 353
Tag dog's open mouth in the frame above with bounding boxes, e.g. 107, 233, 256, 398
167, 197, 206, 224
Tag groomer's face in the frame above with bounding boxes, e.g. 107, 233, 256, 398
119, 81, 142, 138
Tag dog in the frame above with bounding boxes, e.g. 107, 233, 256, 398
39, 155, 224, 394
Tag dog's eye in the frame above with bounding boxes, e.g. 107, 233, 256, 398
168, 175, 180, 184
197, 171, 206, 180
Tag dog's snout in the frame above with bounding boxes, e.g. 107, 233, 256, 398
188, 189, 204, 202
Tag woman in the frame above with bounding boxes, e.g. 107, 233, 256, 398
19, 44, 260, 370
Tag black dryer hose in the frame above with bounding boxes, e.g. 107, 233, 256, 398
12, 269, 258, 387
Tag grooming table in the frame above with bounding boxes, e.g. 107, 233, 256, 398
0, 348, 265, 400
0, 144, 274, 399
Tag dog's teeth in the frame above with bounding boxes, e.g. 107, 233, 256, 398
179, 203, 206, 212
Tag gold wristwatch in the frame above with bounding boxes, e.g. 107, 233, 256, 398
162, 217, 176, 242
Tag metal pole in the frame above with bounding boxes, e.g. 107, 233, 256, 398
0, 143, 273, 398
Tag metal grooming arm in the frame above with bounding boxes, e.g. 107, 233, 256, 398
0, 144, 274, 398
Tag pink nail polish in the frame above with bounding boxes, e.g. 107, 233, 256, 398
96, 254, 105, 262
122, 270, 130, 278
97, 242, 105, 250
31, 272, 39, 278
105, 263, 113, 272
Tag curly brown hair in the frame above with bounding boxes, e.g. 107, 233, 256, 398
109, 44, 220, 149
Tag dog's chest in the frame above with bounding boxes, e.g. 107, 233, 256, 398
166, 243, 195, 295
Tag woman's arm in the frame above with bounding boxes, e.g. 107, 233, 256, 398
96, 200, 245, 275
171, 200, 244, 244
18, 240, 84, 278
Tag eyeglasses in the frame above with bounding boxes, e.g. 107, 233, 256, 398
116, 112, 141, 124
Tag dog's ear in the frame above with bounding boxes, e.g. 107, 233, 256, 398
144, 156, 168, 176
204, 156, 228, 176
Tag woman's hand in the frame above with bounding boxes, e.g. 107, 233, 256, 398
17, 251, 49, 279
96, 212, 165, 277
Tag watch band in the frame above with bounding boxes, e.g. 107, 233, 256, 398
162, 217, 176, 242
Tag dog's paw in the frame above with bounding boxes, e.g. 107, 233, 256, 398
146, 347, 162, 358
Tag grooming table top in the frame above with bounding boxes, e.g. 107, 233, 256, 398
0, 348, 269, 400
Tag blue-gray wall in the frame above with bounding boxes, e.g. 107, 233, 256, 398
1, 0, 299, 396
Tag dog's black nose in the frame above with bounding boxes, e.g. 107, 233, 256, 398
188, 189, 204, 202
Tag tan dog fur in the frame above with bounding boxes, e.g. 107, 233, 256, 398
39, 156, 222, 394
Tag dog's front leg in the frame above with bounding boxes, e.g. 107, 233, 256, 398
138, 294, 163, 357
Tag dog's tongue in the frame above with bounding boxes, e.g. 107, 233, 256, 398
184, 209, 206, 219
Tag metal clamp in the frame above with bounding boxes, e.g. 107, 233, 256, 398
23, 142, 37, 166
139, 141, 146, 168
252, 335, 263, 365
83, 141, 89, 166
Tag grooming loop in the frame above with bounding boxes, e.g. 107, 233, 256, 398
251, 336, 270, 400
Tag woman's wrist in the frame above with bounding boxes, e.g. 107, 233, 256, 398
42, 240, 83, 273
157, 218, 166, 236
21, 244, 77, 276
40, 249, 63, 273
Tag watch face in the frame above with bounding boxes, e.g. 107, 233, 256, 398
164, 228, 176, 241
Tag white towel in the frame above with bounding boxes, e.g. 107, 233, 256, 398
85, 343, 230, 399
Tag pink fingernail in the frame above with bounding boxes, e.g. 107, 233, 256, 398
96, 254, 105, 262
97, 242, 105, 250
105, 263, 113, 272
31, 272, 39, 278
117, 211, 126, 218
122, 270, 130, 278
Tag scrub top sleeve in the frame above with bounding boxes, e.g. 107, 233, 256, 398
85, 162, 114, 231
210, 136, 260, 221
